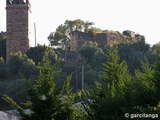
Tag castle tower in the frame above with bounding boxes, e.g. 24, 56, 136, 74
6, 0, 31, 62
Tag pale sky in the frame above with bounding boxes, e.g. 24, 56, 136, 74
0, 0, 160, 46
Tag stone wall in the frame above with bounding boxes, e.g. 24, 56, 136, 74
70, 30, 136, 51
6, 3, 31, 62
0, 111, 20, 120
54, 49, 81, 62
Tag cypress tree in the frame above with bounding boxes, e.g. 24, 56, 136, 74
154, 49, 160, 101
3, 50, 75, 120
80, 48, 131, 120
132, 57, 156, 107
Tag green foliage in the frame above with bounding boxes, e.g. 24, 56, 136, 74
8, 51, 28, 74
48, 25, 69, 49
54, 71, 68, 89
62, 62, 77, 75
131, 58, 156, 107
48, 49, 64, 65
26, 45, 63, 65
3, 50, 78, 120
19, 59, 38, 79
91, 48, 106, 68
0, 37, 6, 60
54, 75, 78, 120
153, 49, 160, 101
78, 41, 100, 63
48, 19, 95, 49
88, 27, 101, 37
117, 41, 151, 74
84, 69, 99, 86
0, 79, 28, 110
26, 45, 51, 64
0, 57, 8, 79
135, 34, 145, 42
80, 48, 131, 120
152, 43, 160, 51
8, 51, 38, 78
100, 49, 131, 96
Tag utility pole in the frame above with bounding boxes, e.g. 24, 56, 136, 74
76, 69, 78, 91
34, 22, 37, 47
82, 65, 84, 89
77, 58, 86, 90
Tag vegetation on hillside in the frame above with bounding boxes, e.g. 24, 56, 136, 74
48, 19, 99, 49
1, 19, 160, 119
1, 46, 160, 119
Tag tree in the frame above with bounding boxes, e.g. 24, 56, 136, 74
26, 45, 63, 65
78, 41, 100, 63
84, 69, 99, 87
117, 41, 151, 74
79, 48, 132, 120
1, 79, 28, 110
91, 48, 106, 68
48, 19, 95, 49
48, 25, 69, 49
62, 62, 77, 75
88, 27, 101, 37
3, 50, 77, 120
8, 51, 28, 74
0, 36, 6, 60
0, 57, 8, 79
84, 21, 95, 32
19, 59, 38, 79
153, 49, 160, 101
26, 45, 51, 64
152, 43, 160, 51
131, 57, 156, 108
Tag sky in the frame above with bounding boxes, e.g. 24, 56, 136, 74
0, 0, 160, 46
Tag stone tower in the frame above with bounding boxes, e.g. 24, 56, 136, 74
6, 0, 31, 62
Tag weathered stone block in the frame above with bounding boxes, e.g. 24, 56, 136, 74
6, 1, 31, 62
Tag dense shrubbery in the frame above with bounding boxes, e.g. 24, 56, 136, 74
0, 36, 6, 60
2, 47, 160, 119
1, 40, 160, 119
0, 57, 8, 79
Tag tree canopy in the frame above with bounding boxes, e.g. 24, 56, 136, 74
48, 19, 95, 49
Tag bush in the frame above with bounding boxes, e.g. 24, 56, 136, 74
0, 79, 28, 110
26, 45, 64, 65
8, 51, 28, 74
88, 27, 97, 37
26, 45, 53, 64
0, 57, 8, 79
78, 41, 99, 63
19, 59, 38, 78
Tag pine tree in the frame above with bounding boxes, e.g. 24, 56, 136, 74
3, 50, 76, 120
132, 57, 156, 107
154, 49, 160, 101
80, 48, 131, 120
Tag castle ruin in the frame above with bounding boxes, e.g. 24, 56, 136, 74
69, 30, 136, 51
6, 0, 31, 62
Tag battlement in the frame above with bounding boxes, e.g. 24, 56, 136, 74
70, 30, 136, 51
6, 0, 30, 5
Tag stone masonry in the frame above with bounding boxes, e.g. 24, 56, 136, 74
6, 0, 31, 62
69, 30, 136, 51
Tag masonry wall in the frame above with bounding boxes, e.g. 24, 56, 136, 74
70, 31, 136, 51
6, 3, 31, 62
0, 111, 20, 120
